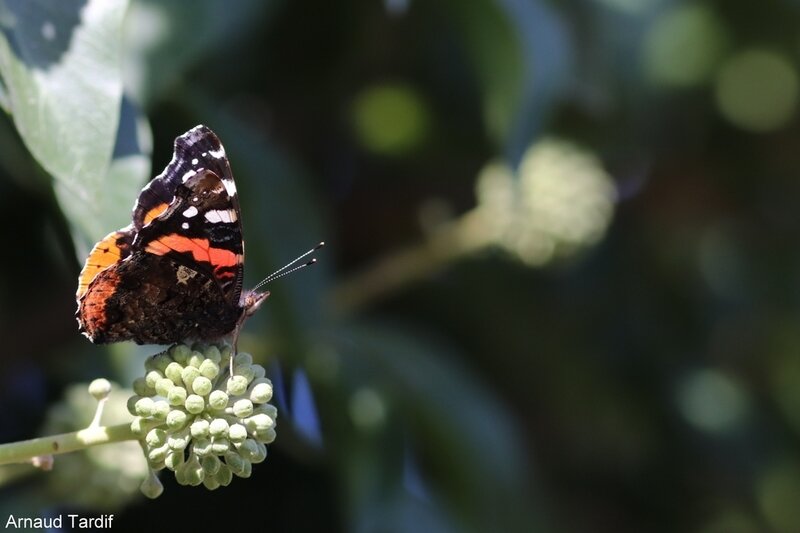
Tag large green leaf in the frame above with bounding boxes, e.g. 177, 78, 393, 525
442, 0, 573, 165
0, 0, 145, 253
330, 322, 542, 532
124, 0, 278, 107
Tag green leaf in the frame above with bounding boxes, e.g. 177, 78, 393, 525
0, 0, 144, 252
63, 96, 151, 257
331, 322, 541, 532
442, 0, 573, 165
0, 73, 8, 113
124, 0, 278, 107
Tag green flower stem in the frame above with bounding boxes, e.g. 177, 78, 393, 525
0, 423, 139, 466
330, 207, 492, 315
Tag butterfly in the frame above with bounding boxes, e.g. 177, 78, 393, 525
76, 125, 321, 346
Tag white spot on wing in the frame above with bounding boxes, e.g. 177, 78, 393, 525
205, 209, 236, 223
209, 147, 226, 159
222, 179, 237, 197
183, 206, 199, 218
182, 170, 197, 182
191, 158, 199, 165
182, 222, 189, 229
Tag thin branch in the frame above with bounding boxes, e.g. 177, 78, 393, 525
0, 423, 138, 466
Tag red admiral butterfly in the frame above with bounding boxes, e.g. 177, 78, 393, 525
76, 125, 321, 346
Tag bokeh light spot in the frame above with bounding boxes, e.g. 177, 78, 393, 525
643, 4, 728, 87
714, 49, 799, 132
767, 339, 800, 435
699, 509, 761, 533
349, 387, 387, 431
676, 369, 749, 433
757, 460, 800, 531
351, 83, 430, 156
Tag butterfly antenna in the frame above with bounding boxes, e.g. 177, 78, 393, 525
252, 241, 325, 292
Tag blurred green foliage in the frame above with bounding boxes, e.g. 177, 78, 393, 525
0, 0, 799, 531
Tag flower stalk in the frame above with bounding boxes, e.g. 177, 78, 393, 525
0, 422, 138, 466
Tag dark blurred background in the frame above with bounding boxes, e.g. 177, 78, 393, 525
1, 0, 799, 531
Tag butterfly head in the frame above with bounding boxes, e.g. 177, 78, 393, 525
242, 289, 270, 318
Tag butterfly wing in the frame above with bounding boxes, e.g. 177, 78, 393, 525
77, 125, 246, 344
133, 125, 240, 229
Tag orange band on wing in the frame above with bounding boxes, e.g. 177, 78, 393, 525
77, 231, 129, 298
143, 203, 169, 225
145, 234, 241, 272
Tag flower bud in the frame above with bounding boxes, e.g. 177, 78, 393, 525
180, 456, 204, 486
248, 413, 274, 432
256, 428, 276, 444
88, 379, 112, 401
188, 351, 205, 369
211, 438, 231, 455
127, 395, 141, 416
140, 470, 164, 499
190, 419, 210, 438
152, 400, 170, 421
149, 353, 173, 373
145, 428, 166, 447
234, 353, 253, 367
201, 455, 221, 475
166, 409, 187, 430
225, 451, 246, 475
239, 460, 252, 479
185, 394, 205, 414
193, 438, 212, 457
148, 444, 169, 464
192, 376, 213, 396
165, 450, 184, 471
132, 378, 149, 396
215, 464, 233, 487
234, 365, 256, 383
167, 431, 189, 451
135, 397, 155, 417
226, 375, 248, 396
228, 423, 247, 443
165, 362, 183, 385
169, 343, 191, 363
208, 390, 229, 410
249, 381, 273, 404
205, 345, 222, 364
145, 370, 163, 389
181, 366, 201, 389
199, 359, 219, 379
167, 386, 187, 406
209, 418, 230, 438
232, 399, 254, 418
155, 378, 174, 397
202, 476, 220, 491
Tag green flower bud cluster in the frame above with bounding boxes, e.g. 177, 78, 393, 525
475, 138, 615, 266
129, 343, 277, 491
